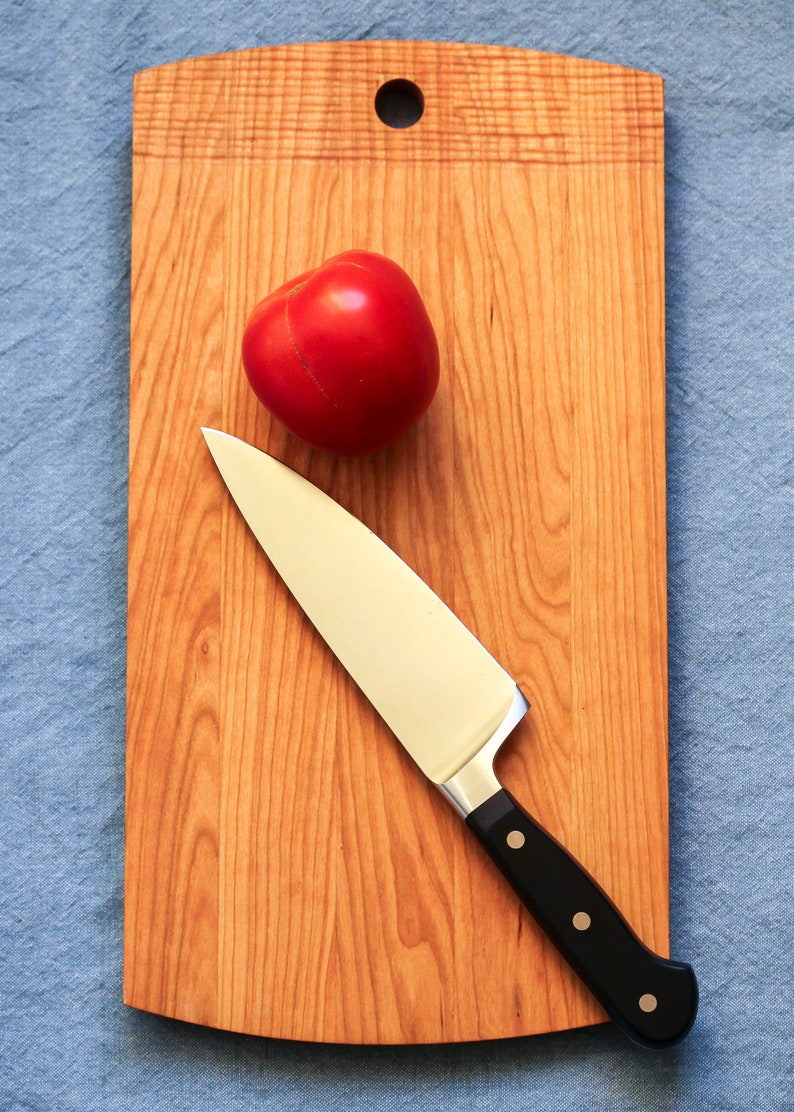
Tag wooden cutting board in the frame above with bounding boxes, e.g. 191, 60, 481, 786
125, 40, 669, 1044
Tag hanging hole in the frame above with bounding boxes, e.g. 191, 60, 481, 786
374, 79, 424, 129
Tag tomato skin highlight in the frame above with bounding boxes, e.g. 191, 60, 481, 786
241, 251, 440, 455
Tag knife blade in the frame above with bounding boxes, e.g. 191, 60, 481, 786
202, 427, 697, 1048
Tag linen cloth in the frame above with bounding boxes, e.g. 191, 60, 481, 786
1, 2, 791, 1109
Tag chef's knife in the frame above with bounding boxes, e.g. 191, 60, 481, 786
202, 428, 698, 1048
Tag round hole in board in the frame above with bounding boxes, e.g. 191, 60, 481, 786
374, 79, 424, 129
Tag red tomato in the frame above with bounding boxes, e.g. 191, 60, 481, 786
241, 250, 440, 454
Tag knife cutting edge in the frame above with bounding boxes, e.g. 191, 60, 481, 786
201, 427, 698, 1049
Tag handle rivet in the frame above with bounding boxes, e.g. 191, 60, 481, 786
572, 911, 591, 931
506, 830, 525, 849
639, 993, 658, 1013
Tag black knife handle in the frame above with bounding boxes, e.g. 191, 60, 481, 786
466, 789, 698, 1048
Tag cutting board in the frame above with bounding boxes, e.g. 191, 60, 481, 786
125, 40, 669, 1044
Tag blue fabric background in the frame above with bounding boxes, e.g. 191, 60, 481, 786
1, 2, 791, 1109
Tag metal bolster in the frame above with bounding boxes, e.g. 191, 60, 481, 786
437, 686, 530, 818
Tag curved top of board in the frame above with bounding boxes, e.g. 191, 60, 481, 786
133, 39, 663, 166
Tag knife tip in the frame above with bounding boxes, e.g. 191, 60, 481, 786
201, 427, 229, 458
201, 426, 229, 445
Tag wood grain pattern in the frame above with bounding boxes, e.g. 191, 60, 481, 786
125, 40, 668, 1043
